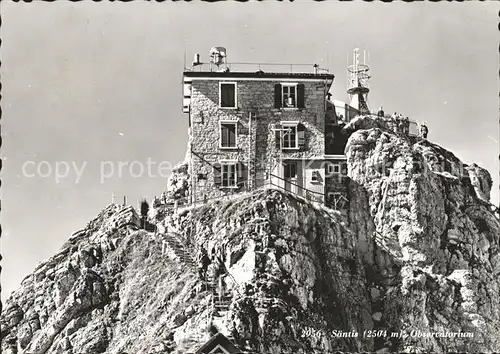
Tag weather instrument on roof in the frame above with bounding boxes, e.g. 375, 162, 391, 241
209, 47, 227, 67
347, 48, 371, 115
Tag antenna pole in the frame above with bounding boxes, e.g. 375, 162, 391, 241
184, 40, 187, 69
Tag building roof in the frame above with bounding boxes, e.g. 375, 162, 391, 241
183, 71, 335, 81
195, 333, 241, 354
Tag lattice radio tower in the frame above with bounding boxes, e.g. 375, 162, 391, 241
347, 48, 371, 115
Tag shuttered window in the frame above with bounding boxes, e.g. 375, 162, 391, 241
220, 83, 236, 108
276, 122, 306, 150
220, 122, 237, 148
274, 83, 305, 109
282, 84, 297, 108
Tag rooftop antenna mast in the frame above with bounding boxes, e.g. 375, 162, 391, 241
347, 48, 371, 115
183, 40, 187, 70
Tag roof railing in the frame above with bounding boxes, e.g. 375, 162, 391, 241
185, 62, 330, 75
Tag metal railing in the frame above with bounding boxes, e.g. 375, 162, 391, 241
156, 172, 335, 215
158, 188, 246, 212
265, 173, 325, 204
350, 112, 420, 137
186, 61, 330, 75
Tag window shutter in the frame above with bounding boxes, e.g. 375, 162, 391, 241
237, 120, 247, 136
297, 123, 306, 149
222, 86, 229, 106
274, 84, 282, 108
221, 125, 228, 147
297, 84, 305, 108
275, 129, 281, 149
228, 124, 236, 147
237, 162, 248, 188
220, 85, 227, 107
213, 163, 222, 186
228, 85, 235, 107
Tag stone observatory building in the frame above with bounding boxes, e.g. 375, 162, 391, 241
182, 46, 354, 211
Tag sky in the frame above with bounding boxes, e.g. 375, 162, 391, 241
1, 2, 498, 301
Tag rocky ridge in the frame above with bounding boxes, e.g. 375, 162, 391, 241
1, 115, 499, 353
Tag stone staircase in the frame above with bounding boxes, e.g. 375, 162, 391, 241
213, 291, 232, 313
159, 233, 237, 344
160, 233, 196, 269
208, 274, 236, 342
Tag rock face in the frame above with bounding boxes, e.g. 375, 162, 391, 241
2, 121, 499, 353
345, 122, 500, 352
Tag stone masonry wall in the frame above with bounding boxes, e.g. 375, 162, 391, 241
188, 78, 328, 201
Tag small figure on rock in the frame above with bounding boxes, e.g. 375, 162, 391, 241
403, 116, 410, 135
197, 248, 211, 281
213, 255, 226, 279
397, 116, 405, 134
420, 122, 429, 139
377, 106, 384, 117
139, 198, 149, 229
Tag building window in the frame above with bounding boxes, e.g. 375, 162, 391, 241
221, 163, 237, 187
220, 121, 237, 148
282, 125, 297, 149
219, 82, 236, 108
282, 84, 297, 108
274, 83, 305, 109
197, 173, 207, 186
328, 163, 341, 175
214, 161, 246, 189
311, 171, 320, 182
275, 122, 306, 150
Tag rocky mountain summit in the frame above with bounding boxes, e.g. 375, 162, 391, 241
2, 117, 499, 353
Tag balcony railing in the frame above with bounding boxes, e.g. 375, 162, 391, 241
155, 172, 329, 215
